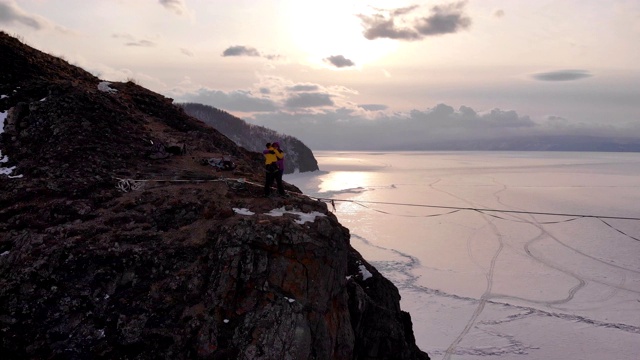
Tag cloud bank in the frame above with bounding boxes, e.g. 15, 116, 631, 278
285, 93, 334, 108
176, 79, 640, 151
532, 69, 593, 81
181, 89, 277, 112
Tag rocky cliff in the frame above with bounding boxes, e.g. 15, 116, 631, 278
0, 32, 429, 360
179, 103, 319, 174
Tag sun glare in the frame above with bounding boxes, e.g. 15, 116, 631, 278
320, 171, 371, 193
285, 1, 397, 68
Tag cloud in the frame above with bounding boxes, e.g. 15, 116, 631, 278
112, 33, 156, 47
359, 1, 471, 41
246, 103, 575, 150
178, 89, 278, 112
0, 0, 61, 31
288, 84, 320, 92
324, 55, 355, 68
263, 54, 282, 60
284, 93, 334, 108
112, 33, 134, 41
175, 79, 640, 151
126, 40, 156, 47
158, 0, 187, 15
221, 45, 281, 60
359, 13, 421, 40
390, 5, 420, 16
180, 48, 194, 57
532, 69, 593, 81
545, 115, 570, 128
414, 2, 472, 36
222, 45, 260, 57
359, 104, 389, 111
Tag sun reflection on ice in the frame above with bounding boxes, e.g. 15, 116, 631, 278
319, 171, 371, 193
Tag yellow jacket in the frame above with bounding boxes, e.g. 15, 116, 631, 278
263, 146, 280, 164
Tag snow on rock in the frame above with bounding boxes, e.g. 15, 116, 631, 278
0, 166, 18, 176
0, 110, 20, 177
1, 110, 6, 135
233, 208, 255, 216
265, 206, 326, 224
359, 264, 372, 280
98, 81, 117, 93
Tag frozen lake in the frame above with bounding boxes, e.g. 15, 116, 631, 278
288, 151, 640, 360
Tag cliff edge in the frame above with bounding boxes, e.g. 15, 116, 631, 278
0, 32, 429, 360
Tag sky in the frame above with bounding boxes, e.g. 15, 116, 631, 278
1, 0, 640, 149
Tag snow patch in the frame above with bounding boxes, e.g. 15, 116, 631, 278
284, 296, 296, 303
265, 206, 326, 224
0, 114, 21, 176
359, 264, 372, 280
0, 95, 7, 99
0, 110, 6, 135
223, 319, 229, 324
98, 81, 117, 93
1, 251, 9, 257
233, 208, 255, 216
1, 166, 21, 177
0, 110, 21, 178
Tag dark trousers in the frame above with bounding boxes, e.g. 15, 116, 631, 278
264, 170, 285, 196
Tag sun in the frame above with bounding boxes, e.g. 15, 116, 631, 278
284, 1, 397, 68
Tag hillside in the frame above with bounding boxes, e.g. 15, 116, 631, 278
180, 103, 319, 174
0, 32, 429, 359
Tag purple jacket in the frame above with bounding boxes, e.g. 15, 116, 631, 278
274, 149, 284, 172
272, 142, 285, 171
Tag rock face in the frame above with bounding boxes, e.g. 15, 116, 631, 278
0, 32, 429, 359
179, 103, 320, 174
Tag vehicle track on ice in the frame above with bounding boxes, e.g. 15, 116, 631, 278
427, 179, 506, 360
487, 178, 640, 300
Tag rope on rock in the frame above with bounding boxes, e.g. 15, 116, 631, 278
112, 177, 639, 241
114, 177, 238, 192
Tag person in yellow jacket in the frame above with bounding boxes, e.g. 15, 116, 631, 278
263, 142, 284, 197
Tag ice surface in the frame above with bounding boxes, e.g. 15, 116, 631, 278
288, 151, 640, 360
